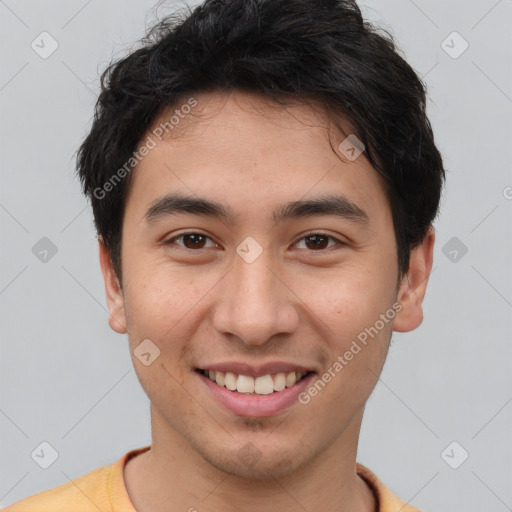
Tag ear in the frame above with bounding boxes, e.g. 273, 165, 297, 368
98, 238, 127, 334
393, 227, 435, 333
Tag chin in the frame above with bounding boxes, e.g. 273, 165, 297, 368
199, 442, 310, 480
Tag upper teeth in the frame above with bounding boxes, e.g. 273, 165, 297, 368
205, 370, 307, 395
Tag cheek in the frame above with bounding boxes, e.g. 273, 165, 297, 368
120, 263, 200, 406
295, 261, 396, 344
297, 278, 395, 422
120, 257, 223, 377
122, 257, 202, 328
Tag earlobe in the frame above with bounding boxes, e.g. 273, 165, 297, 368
98, 238, 127, 334
393, 227, 435, 333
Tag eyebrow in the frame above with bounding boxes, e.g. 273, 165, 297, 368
144, 192, 369, 227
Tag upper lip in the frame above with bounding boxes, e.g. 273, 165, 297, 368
196, 361, 316, 378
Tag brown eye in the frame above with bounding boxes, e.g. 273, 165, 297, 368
296, 233, 340, 251
304, 234, 329, 250
182, 234, 207, 249
165, 233, 217, 250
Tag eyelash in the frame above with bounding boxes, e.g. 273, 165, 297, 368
164, 231, 345, 252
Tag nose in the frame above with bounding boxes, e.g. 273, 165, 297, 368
211, 247, 299, 346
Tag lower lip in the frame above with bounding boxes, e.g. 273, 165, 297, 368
197, 371, 315, 418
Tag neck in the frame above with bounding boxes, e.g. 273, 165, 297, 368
124, 405, 376, 512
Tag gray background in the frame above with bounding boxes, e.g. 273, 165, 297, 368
1, 0, 511, 510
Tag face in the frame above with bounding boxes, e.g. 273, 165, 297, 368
100, 91, 434, 479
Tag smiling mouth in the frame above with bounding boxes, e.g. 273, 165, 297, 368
196, 369, 314, 395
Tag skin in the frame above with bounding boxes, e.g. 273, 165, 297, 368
99, 90, 435, 512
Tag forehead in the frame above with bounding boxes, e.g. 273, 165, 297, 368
125, 90, 390, 225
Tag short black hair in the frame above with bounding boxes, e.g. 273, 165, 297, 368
76, 0, 445, 281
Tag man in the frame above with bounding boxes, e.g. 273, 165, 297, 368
4, 0, 444, 510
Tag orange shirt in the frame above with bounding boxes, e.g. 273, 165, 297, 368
3, 446, 421, 511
